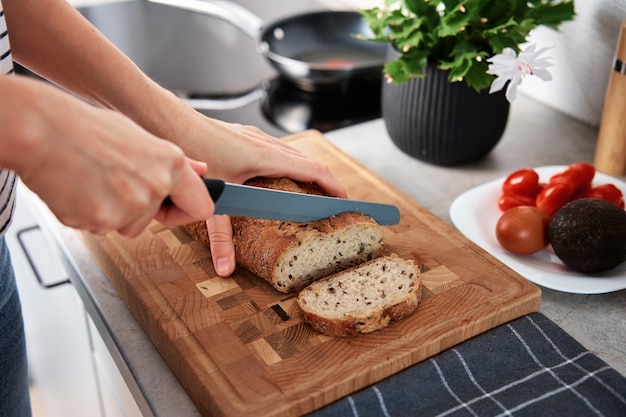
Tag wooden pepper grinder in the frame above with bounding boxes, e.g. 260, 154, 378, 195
594, 20, 626, 177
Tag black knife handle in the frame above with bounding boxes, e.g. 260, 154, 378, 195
201, 177, 225, 202
162, 177, 225, 206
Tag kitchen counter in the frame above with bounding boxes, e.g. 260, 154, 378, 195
322, 97, 626, 380
29, 92, 626, 417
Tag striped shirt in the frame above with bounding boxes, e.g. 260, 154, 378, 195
0, 0, 17, 237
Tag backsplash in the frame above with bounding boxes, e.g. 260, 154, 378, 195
521, 0, 626, 127
321, 0, 626, 127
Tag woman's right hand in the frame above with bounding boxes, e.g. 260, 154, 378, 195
1, 75, 215, 237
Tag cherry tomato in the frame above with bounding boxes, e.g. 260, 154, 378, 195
498, 193, 536, 211
549, 163, 595, 196
536, 182, 574, 216
495, 206, 551, 255
502, 168, 541, 196
568, 162, 595, 184
583, 184, 625, 208
571, 184, 593, 200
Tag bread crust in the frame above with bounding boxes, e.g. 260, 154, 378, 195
232, 212, 382, 292
297, 256, 422, 337
181, 177, 384, 293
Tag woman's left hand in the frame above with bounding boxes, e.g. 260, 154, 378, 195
165, 105, 348, 277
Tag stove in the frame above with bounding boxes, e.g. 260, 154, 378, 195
78, 0, 381, 136
185, 76, 381, 136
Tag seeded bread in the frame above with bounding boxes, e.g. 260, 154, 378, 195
297, 255, 422, 337
182, 177, 384, 293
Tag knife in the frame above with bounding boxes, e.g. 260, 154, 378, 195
168, 178, 400, 225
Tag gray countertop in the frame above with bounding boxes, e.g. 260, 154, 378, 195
31, 92, 626, 417
323, 97, 626, 379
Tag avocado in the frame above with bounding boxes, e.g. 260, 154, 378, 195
548, 198, 626, 273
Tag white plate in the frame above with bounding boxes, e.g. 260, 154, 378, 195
449, 165, 626, 294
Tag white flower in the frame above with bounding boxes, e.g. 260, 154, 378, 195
487, 44, 553, 102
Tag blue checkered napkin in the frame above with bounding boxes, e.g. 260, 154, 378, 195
310, 313, 626, 417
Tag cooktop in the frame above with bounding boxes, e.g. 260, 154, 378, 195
78, 0, 381, 135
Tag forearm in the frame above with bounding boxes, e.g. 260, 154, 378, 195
2, 0, 189, 139
1, 0, 348, 201
0, 75, 56, 173
2, 0, 272, 180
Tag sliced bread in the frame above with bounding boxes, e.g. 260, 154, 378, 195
297, 255, 422, 337
182, 177, 384, 293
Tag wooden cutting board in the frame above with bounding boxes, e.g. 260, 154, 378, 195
82, 130, 541, 417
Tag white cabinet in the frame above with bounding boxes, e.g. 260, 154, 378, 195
7, 185, 102, 417
7, 183, 142, 417
87, 316, 143, 417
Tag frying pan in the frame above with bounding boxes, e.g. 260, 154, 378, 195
147, 0, 387, 91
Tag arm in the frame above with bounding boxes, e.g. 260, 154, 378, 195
0, 74, 216, 237
4, 0, 174, 121
3, 0, 346, 195
3, 0, 347, 276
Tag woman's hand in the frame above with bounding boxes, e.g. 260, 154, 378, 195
160, 106, 348, 276
1, 76, 215, 237
163, 109, 347, 198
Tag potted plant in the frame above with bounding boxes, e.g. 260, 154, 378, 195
359, 0, 576, 166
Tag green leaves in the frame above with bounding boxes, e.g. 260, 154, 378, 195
359, 0, 575, 91
528, 1, 576, 29
439, 9, 471, 37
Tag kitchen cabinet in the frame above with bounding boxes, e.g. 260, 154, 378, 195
7, 185, 99, 417
6, 183, 142, 417
87, 314, 143, 417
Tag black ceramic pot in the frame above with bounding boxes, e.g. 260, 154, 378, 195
382, 51, 510, 166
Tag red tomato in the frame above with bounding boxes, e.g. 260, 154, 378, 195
536, 182, 574, 216
568, 162, 595, 184
498, 193, 536, 211
548, 172, 571, 186
549, 163, 595, 195
495, 206, 551, 255
583, 184, 625, 208
571, 183, 593, 200
502, 168, 541, 197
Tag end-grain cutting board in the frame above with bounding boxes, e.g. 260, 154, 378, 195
82, 130, 541, 417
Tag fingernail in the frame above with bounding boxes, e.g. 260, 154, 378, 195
216, 257, 231, 276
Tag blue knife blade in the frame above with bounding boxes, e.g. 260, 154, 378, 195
198, 178, 400, 225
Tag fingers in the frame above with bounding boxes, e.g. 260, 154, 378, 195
151, 146, 214, 224
286, 161, 348, 199
116, 212, 156, 238
206, 214, 236, 277
265, 155, 348, 199
106, 153, 214, 236
187, 158, 208, 175
224, 125, 347, 198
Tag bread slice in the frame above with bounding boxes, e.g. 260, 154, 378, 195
182, 177, 384, 293
297, 255, 422, 337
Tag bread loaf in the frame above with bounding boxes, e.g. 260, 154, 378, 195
297, 255, 422, 337
182, 177, 384, 293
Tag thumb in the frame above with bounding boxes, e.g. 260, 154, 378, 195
206, 214, 236, 277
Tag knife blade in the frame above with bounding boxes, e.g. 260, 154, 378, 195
175, 178, 400, 225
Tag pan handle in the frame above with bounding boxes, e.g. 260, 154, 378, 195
147, 0, 262, 39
